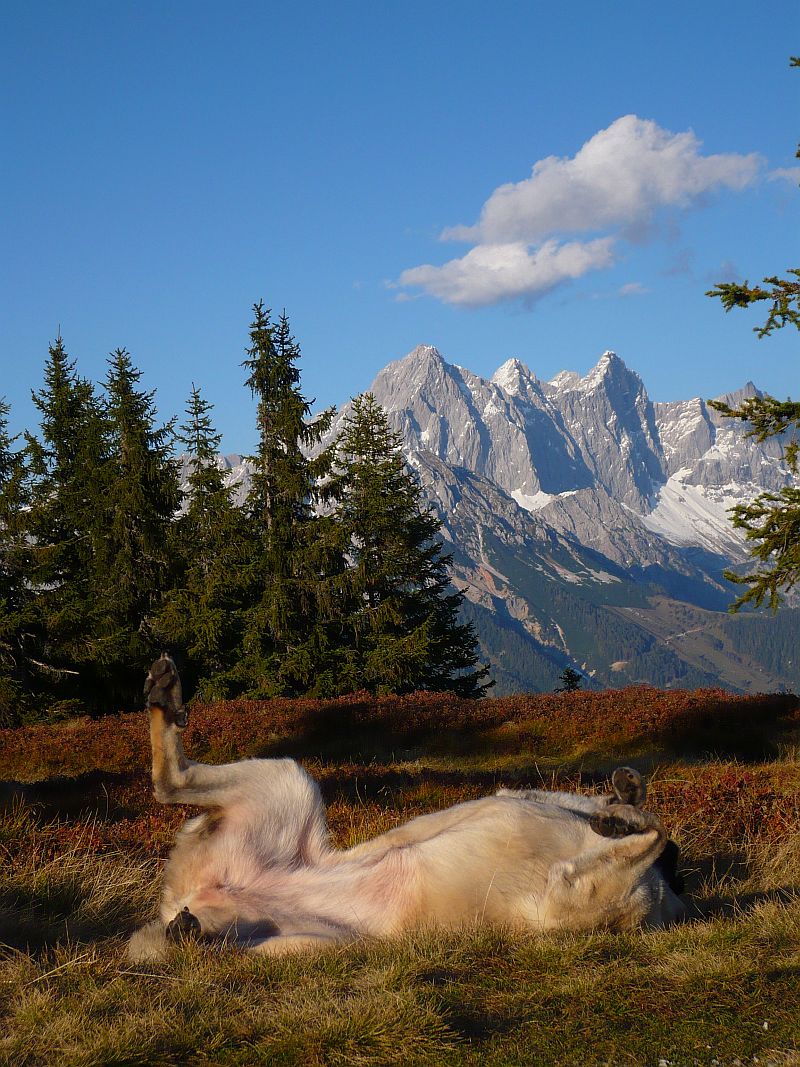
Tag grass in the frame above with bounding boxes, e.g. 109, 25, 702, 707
1, 687, 799, 1065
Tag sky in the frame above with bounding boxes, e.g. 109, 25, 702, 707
2, 1, 798, 454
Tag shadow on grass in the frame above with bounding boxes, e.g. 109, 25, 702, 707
316, 764, 603, 806
440, 1005, 518, 1041
1, 764, 615, 824
690, 886, 799, 921
681, 848, 799, 921
0, 872, 150, 956
250, 710, 546, 763
237, 691, 799, 766
0, 769, 143, 822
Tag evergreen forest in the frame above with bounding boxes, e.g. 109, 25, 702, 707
0, 303, 490, 724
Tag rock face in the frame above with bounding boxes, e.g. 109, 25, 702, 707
369, 346, 591, 500
206, 346, 800, 695
351, 346, 791, 567
542, 351, 665, 509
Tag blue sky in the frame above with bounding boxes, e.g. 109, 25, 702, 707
2, 1, 797, 453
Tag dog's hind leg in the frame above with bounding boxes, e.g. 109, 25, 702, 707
589, 803, 665, 857
602, 767, 683, 893
144, 654, 322, 818
144, 654, 246, 807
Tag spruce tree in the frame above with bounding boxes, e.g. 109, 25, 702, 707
555, 666, 582, 693
706, 57, 800, 611
0, 400, 37, 723
330, 393, 491, 696
154, 384, 249, 700
93, 348, 181, 707
707, 270, 800, 610
233, 303, 339, 697
24, 337, 108, 713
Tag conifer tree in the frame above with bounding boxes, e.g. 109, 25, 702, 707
330, 393, 491, 696
708, 265, 800, 610
93, 348, 181, 706
555, 666, 582, 693
24, 337, 108, 711
232, 303, 339, 696
0, 400, 37, 723
154, 384, 249, 700
706, 57, 800, 610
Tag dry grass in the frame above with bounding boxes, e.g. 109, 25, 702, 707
1, 688, 799, 1065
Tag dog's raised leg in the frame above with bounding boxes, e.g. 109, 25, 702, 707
144, 653, 251, 808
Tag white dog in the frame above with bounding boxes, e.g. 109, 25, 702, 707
129, 655, 685, 960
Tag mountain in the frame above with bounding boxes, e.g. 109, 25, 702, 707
202, 346, 799, 695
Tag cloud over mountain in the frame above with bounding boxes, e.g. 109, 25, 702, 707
397, 116, 761, 308
398, 237, 615, 308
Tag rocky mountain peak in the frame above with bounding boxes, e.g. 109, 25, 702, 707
708, 381, 763, 428
392, 344, 447, 383
491, 358, 547, 409
370, 343, 453, 408
407, 343, 444, 364
580, 349, 643, 394
492, 358, 536, 392
540, 350, 663, 509
377, 343, 446, 382
545, 369, 581, 394
712, 381, 760, 406
322, 342, 790, 548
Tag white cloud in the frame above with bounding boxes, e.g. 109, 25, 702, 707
397, 116, 762, 308
619, 281, 649, 297
443, 116, 761, 245
398, 238, 616, 308
768, 166, 800, 183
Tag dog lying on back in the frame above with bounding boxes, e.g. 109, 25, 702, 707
129, 655, 685, 960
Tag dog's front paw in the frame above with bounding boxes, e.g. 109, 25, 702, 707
165, 906, 201, 943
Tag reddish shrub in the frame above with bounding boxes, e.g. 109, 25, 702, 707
1, 687, 796, 781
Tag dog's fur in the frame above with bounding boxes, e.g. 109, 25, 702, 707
129, 655, 685, 960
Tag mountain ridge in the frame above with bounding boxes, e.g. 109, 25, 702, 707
193, 345, 798, 695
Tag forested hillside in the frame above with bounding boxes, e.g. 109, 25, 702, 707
0, 308, 488, 724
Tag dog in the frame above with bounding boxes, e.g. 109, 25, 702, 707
129, 655, 684, 960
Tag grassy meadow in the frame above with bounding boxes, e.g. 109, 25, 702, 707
1, 686, 799, 1066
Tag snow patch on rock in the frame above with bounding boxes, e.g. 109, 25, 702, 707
642, 471, 750, 559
